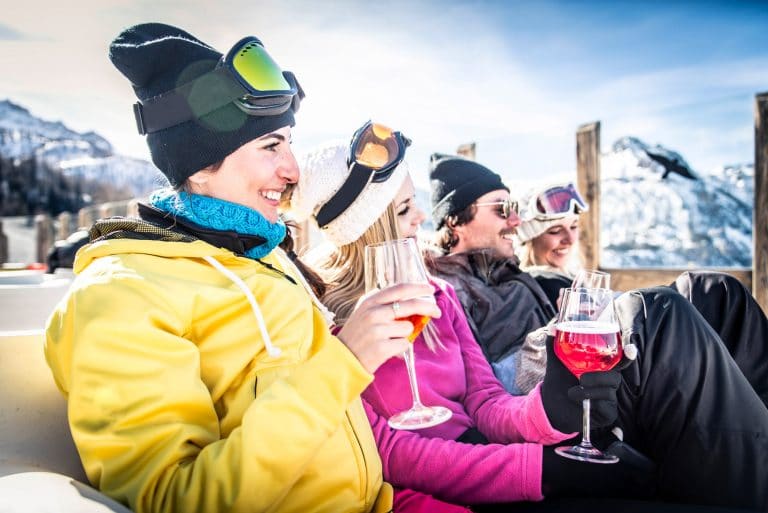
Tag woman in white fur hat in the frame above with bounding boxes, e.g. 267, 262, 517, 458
516, 182, 589, 307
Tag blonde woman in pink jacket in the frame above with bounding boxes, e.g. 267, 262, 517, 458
287, 123, 658, 513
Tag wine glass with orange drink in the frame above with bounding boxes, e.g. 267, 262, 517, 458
553, 286, 623, 463
364, 238, 452, 430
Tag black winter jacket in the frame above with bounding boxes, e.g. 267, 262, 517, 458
426, 249, 556, 362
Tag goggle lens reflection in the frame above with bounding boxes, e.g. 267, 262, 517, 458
231, 40, 292, 93
353, 123, 402, 169
537, 183, 587, 215
349, 121, 411, 183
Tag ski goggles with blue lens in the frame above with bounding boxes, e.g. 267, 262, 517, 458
520, 182, 589, 220
133, 36, 304, 135
316, 121, 411, 228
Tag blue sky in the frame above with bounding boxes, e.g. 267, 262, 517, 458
0, 0, 766, 192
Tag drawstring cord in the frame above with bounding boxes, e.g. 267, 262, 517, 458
202, 255, 282, 358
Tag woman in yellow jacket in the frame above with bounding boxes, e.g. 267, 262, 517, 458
44, 23, 439, 513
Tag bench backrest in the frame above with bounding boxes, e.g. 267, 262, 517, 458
0, 330, 88, 481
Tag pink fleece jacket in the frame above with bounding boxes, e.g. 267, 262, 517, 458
361, 278, 571, 507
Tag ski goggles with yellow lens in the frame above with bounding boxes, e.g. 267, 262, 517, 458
133, 36, 303, 135
521, 182, 589, 221
316, 121, 411, 228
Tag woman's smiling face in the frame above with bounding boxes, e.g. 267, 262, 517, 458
531, 215, 580, 269
187, 126, 298, 222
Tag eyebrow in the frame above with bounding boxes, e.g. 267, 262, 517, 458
259, 132, 287, 143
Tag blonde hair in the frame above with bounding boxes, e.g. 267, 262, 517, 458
518, 242, 538, 269
317, 203, 443, 352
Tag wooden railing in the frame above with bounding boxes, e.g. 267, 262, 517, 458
577, 92, 767, 313
31, 199, 139, 264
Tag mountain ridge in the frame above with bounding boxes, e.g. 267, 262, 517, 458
0, 99, 164, 216
0, 98, 754, 268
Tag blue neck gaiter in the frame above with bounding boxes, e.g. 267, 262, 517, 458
148, 188, 286, 259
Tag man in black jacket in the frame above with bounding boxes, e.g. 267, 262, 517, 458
424, 153, 768, 509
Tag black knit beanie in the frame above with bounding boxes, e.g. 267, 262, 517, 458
429, 153, 509, 229
109, 23, 297, 187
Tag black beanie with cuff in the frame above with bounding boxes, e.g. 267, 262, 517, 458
429, 153, 509, 229
109, 23, 297, 187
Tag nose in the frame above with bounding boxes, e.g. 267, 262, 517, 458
414, 205, 427, 226
506, 210, 522, 228
279, 148, 300, 184
562, 229, 576, 245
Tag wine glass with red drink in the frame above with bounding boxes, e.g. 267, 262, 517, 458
553, 286, 623, 463
364, 238, 452, 430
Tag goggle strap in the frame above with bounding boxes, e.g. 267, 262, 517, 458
134, 68, 300, 135
134, 67, 246, 134
315, 164, 375, 228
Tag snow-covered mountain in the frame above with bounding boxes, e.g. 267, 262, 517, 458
601, 136, 753, 268
0, 99, 165, 215
413, 136, 754, 268
0, 99, 754, 268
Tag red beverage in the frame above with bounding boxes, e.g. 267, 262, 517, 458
554, 321, 622, 378
398, 314, 431, 342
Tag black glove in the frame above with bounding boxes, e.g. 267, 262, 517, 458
540, 334, 622, 433
541, 443, 657, 499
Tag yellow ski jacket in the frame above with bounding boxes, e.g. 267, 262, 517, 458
45, 218, 392, 513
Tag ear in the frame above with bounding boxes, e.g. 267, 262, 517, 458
186, 169, 211, 193
447, 217, 463, 236
447, 219, 470, 249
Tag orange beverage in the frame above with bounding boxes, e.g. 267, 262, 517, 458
399, 314, 431, 342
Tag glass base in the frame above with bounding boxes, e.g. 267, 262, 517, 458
555, 443, 619, 464
387, 405, 452, 430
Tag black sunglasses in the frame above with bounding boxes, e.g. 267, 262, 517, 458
474, 199, 519, 219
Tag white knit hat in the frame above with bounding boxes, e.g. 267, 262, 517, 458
290, 140, 409, 247
517, 214, 579, 244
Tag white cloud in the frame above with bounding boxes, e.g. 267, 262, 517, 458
0, 0, 764, 190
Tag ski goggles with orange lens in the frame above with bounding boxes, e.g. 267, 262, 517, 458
316, 121, 411, 228
133, 36, 303, 135
521, 182, 589, 220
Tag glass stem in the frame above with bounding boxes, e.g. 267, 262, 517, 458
402, 344, 424, 408
580, 398, 594, 448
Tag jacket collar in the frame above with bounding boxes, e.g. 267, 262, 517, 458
428, 248, 524, 285
138, 203, 267, 257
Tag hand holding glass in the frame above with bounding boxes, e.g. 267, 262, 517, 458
554, 286, 623, 463
364, 238, 452, 430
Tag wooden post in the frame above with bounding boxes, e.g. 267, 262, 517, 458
755, 92, 768, 313
457, 142, 477, 160
57, 212, 72, 240
127, 199, 140, 218
576, 122, 601, 271
35, 214, 54, 264
0, 220, 8, 264
78, 207, 94, 229
99, 203, 113, 219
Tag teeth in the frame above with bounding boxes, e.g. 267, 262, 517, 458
262, 191, 281, 201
